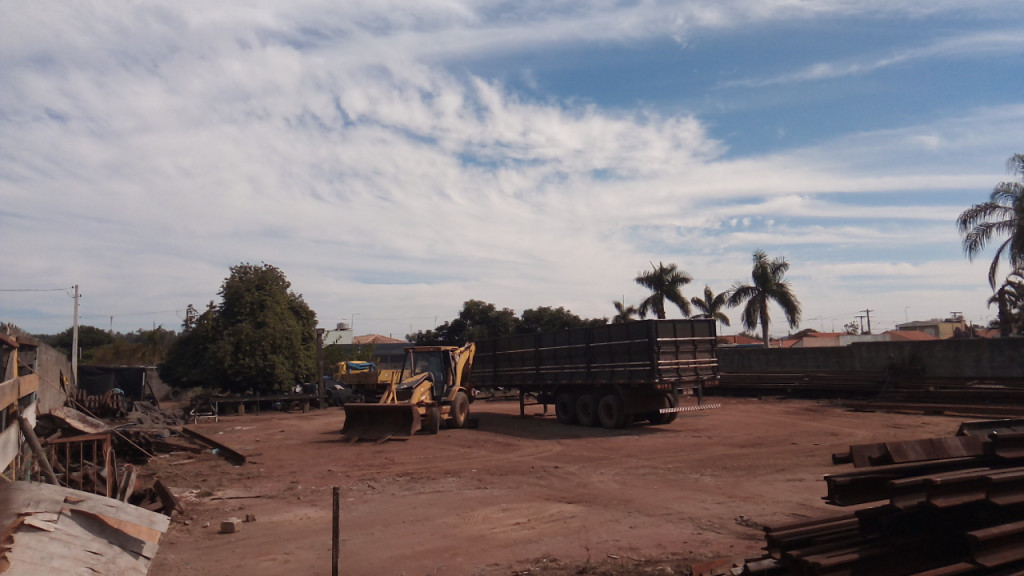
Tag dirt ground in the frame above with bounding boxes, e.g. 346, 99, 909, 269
146, 397, 963, 576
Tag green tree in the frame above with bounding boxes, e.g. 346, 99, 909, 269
690, 285, 731, 328
727, 250, 802, 348
634, 262, 692, 319
160, 263, 317, 393
957, 153, 1024, 289
518, 306, 606, 333
611, 300, 638, 324
48, 325, 113, 358
408, 300, 519, 345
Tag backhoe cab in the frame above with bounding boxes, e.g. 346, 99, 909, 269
341, 343, 475, 440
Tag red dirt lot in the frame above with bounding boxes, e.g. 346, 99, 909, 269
147, 397, 961, 576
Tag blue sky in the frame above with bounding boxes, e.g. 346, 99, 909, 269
2, 1, 1023, 339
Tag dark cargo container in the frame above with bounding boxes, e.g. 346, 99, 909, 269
474, 319, 718, 428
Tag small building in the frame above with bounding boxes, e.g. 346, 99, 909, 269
895, 317, 967, 339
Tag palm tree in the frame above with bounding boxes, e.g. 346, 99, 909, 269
634, 261, 692, 319
611, 300, 638, 324
957, 153, 1024, 289
690, 285, 731, 328
727, 250, 802, 347
988, 269, 1024, 337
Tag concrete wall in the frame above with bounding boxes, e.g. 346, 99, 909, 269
18, 341, 74, 413
719, 338, 1024, 379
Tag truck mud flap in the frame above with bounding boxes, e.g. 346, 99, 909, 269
342, 403, 421, 440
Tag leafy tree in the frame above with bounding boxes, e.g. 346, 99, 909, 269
957, 153, 1024, 289
518, 306, 606, 333
843, 321, 860, 335
634, 261, 692, 319
408, 300, 519, 345
46, 325, 114, 357
690, 285, 731, 327
611, 300, 638, 324
160, 263, 317, 393
727, 250, 802, 348
86, 327, 178, 365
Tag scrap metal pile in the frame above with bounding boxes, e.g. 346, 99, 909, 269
735, 418, 1024, 575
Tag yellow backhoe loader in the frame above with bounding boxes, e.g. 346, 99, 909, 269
341, 343, 475, 440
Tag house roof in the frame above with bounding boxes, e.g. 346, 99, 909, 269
883, 329, 939, 341
973, 328, 1001, 339
718, 334, 762, 346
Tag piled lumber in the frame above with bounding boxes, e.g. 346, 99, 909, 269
735, 418, 1024, 575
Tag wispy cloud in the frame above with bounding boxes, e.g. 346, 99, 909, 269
720, 30, 1024, 88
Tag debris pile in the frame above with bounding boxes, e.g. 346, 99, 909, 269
733, 418, 1024, 575
27, 402, 216, 517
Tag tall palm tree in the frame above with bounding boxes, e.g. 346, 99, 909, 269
690, 285, 731, 328
611, 300, 638, 324
727, 250, 802, 347
634, 261, 692, 319
957, 153, 1024, 289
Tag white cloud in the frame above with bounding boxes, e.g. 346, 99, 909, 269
1, 1, 1021, 338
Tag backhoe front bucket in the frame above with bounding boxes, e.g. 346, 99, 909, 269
342, 403, 421, 440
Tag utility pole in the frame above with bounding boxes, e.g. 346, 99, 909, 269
316, 328, 325, 410
72, 284, 80, 387
860, 309, 873, 334
855, 315, 867, 333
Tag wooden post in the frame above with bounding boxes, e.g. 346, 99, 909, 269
17, 413, 59, 485
332, 486, 340, 576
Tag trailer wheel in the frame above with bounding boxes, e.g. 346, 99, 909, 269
449, 391, 471, 429
598, 394, 628, 429
555, 394, 577, 425
575, 394, 597, 427
648, 394, 679, 425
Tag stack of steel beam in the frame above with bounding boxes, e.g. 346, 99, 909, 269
734, 419, 1024, 575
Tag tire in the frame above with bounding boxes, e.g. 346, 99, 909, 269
449, 391, 471, 429
598, 394, 628, 429
575, 394, 597, 427
648, 394, 679, 425
555, 394, 577, 425
425, 407, 441, 434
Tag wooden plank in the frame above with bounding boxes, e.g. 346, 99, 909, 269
153, 478, 184, 515
0, 375, 41, 410
0, 424, 21, 473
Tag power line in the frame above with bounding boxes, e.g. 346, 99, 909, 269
0, 287, 75, 293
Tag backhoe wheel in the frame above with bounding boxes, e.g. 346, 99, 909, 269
449, 391, 471, 429
555, 394, 577, 425
598, 393, 628, 429
575, 394, 597, 427
425, 407, 442, 434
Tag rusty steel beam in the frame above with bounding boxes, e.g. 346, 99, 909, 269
180, 426, 247, 465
